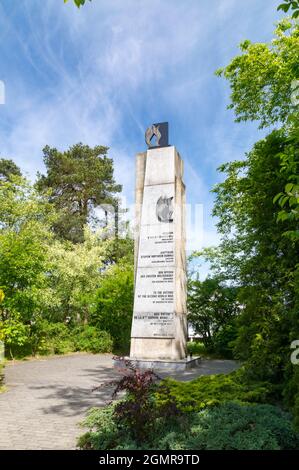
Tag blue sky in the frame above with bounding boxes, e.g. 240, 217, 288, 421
0, 0, 283, 261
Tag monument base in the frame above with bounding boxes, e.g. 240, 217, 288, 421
114, 356, 201, 372
130, 335, 187, 361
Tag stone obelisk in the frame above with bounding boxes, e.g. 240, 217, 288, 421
130, 123, 187, 363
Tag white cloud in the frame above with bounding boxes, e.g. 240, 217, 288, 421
0, 0, 279, 271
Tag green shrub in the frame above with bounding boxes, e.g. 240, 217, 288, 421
5, 320, 113, 357
78, 402, 156, 450
213, 323, 238, 358
185, 402, 299, 450
283, 366, 299, 430
39, 321, 75, 355
79, 364, 297, 451
187, 341, 206, 356
78, 400, 188, 451
73, 325, 113, 353
156, 369, 275, 412
92, 261, 133, 353
6, 320, 74, 357
78, 400, 299, 450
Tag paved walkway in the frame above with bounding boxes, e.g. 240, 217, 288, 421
0, 354, 238, 450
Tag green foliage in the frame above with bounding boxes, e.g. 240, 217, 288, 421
79, 360, 182, 449
78, 400, 299, 450
156, 370, 274, 413
0, 312, 29, 357
37, 144, 121, 243
209, 129, 298, 382
216, 19, 299, 128
273, 116, 299, 242
92, 259, 134, 352
278, 0, 299, 18
73, 325, 113, 353
187, 341, 206, 356
0, 177, 55, 354
112, 363, 174, 444
7, 321, 113, 357
213, 14, 299, 427
185, 402, 299, 450
213, 322, 238, 359
188, 275, 239, 351
0, 152, 130, 359
46, 228, 111, 324
282, 366, 299, 429
78, 405, 119, 450
0, 158, 21, 182
39, 322, 74, 355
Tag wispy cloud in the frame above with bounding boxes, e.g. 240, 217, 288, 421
0, 0, 280, 256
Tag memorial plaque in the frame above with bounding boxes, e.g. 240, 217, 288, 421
134, 267, 175, 314
138, 225, 174, 268
131, 312, 174, 338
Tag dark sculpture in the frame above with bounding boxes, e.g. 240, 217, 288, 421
145, 122, 169, 148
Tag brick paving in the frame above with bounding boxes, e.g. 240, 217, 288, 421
0, 354, 238, 450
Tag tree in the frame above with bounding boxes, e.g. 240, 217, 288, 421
278, 0, 299, 18
37, 143, 121, 243
211, 129, 299, 380
188, 275, 239, 351
92, 258, 134, 352
46, 227, 111, 324
273, 115, 299, 243
0, 158, 21, 182
0, 176, 55, 354
216, 19, 299, 128
214, 10, 299, 426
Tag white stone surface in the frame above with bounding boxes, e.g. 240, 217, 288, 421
134, 267, 175, 314
138, 224, 174, 268
130, 146, 187, 359
131, 312, 175, 338
144, 146, 176, 186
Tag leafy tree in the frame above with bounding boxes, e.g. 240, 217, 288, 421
0, 158, 21, 182
92, 258, 134, 352
0, 176, 55, 354
278, 0, 299, 18
104, 234, 134, 265
211, 130, 299, 380
37, 143, 121, 243
273, 115, 299, 242
46, 227, 111, 324
187, 275, 239, 351
0, 312, 29, 359
214, 17, 299, 379
216, 19, 299, 128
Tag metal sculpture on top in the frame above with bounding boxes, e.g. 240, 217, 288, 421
145, 122, 169, 148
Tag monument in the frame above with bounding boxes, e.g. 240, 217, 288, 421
129, 123, 199, 370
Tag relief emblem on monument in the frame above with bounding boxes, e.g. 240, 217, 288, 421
156, 196, 174, 223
